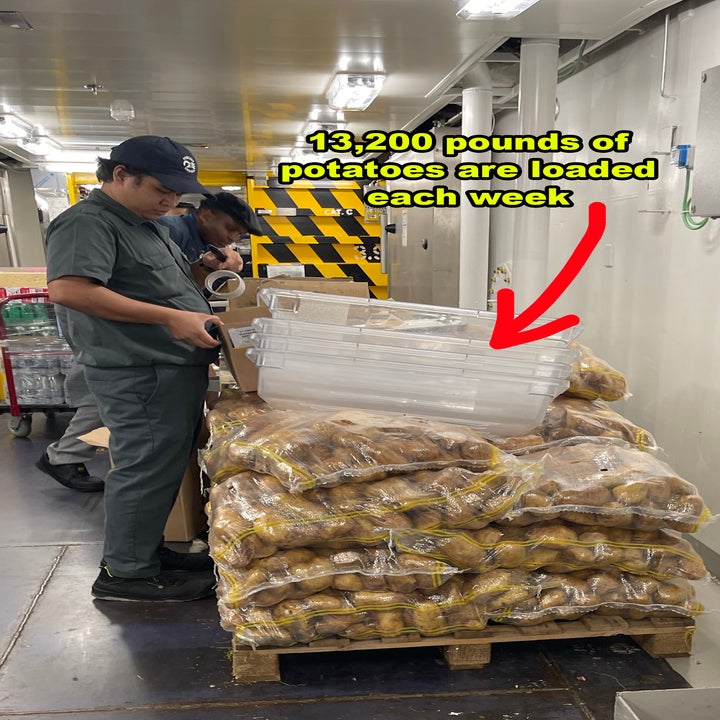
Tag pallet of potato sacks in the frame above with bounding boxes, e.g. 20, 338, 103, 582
231, 614, 695, 683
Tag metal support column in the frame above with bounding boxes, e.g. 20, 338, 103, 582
459, 63, 493, 310
511, 39, 559, 310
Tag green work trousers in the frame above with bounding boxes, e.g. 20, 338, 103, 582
84, 364, 208, 577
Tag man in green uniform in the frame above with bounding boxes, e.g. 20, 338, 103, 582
45, 136, 221, 602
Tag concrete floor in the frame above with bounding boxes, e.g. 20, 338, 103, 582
0, 411, 717, 720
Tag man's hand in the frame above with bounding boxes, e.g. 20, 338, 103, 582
200, 247, 244, 273
48, 277, 223, 349
166, 312, 222, 349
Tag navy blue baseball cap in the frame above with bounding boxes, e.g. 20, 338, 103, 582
109, 135, 209, 194
203, 192, 263, 235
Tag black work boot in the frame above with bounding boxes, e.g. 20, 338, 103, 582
91, 565, 216, 602
158, 546, 215, 573
36, 452, 105, 493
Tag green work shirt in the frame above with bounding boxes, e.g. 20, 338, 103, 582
45, 189, 218, 368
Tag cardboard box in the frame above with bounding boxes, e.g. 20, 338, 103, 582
78, 425, 208, 543
228, 276, 367, 309
0, 267, 48, 291
218, 278, 370, 390
216, 305, 271, 393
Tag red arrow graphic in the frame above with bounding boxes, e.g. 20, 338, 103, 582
489, 202, 607, 350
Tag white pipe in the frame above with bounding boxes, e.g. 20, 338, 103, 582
459, 63, 493, 310
660, 12, 675, 99
511, 39, 559, 310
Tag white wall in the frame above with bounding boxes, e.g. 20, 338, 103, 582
491, 0, 720, 555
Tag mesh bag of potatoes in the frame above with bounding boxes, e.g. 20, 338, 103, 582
493, 396, 657, 453
496, 569, 701, 626
202, 405, 502, 492
565, 343, 628, 401
208, 458, 541, 568
498, 438, 709, 533
223, 568, 538, 645
217, 546, 461, 608
392, 523, 707, 580
204, 388, 271, 434
223, 568, 701, 647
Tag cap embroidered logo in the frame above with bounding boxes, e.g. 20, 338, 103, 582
182, 155, 197, 173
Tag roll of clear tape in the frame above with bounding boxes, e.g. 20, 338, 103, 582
204, 270, 246, 298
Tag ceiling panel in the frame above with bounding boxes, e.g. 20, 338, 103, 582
0, 0, 682, 174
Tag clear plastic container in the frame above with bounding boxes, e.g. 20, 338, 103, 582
251, 317, 577, 380
1, 337, 73, 407
257, 289, 582, 347
12, 368, 66, 405
251, 327, 573, 381
247, 347, 569, 435
0, 300, 61, 338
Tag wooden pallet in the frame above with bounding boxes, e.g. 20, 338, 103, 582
231, 615, 695, 683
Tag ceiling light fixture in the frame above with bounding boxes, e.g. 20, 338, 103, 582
83, 82, 104, 96
43, 150, 104, 163
0, 112, 32, 139
456, 0, 541, 19
325, 72, 385, 111
109, 99, 135, 123
302, 120, 347, 138
19, 134, 63, 156
41, 161, 98, 174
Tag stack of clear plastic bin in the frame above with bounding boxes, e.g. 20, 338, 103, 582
247, 289, 581, 436
3, 338, 72, 405
1, 300, 74, 407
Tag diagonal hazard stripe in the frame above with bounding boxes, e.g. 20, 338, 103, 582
287, 216, 322, 236
256, 244, 299, 263
255, 243, 380, 264
259, 216, 307, 237
307, 245, 346, 263
330, 188, 366, 212
257, 217, 276, 236
258, 262, 386, 285
263, 188, 295, 208
265, 178, 362, 190
252, 188, 278, 213
258, 217, 379, 243
255, 263, 387, 296
254, 235, 339, 245
335, 265, 374, 285
311, 189, 343, 208
334, 214, 369, 237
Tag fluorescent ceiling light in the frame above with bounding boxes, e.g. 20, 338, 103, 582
43, 150, 104, 163
326, 73, 385, 111
302, 120, 347, 137
41, 161, 98, 174
38, 150, 107, 173
456, 0, 541, 19
0, 113, 32, 139
19, 135, 63, 156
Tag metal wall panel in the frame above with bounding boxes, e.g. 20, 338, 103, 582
689, 64, 720, 217
386, 129, 461, 306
